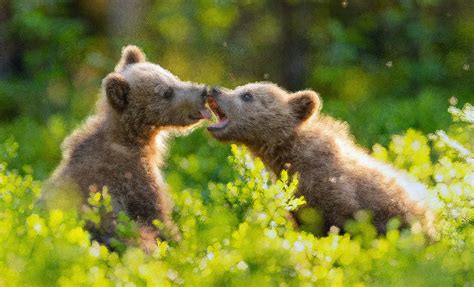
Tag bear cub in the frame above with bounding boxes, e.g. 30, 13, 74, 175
42, 45, 211, 250
207, 82, 434, 236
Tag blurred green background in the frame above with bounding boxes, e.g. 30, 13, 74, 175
0, 0, 472, 183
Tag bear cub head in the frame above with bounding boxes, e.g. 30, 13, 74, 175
103, 45, 210, 138
207, 82, 321, 144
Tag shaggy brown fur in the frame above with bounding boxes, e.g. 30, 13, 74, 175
42, 45, 210, 250
207, 82, 434, 236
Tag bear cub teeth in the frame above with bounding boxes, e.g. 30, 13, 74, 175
207, 97, 229, 131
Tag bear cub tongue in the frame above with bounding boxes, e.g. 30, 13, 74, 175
200, 109, 212, 119
209, 117, 230, 129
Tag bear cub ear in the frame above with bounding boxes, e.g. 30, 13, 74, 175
103, 73, 130, 112
289, 90, 321, 122
115, 45, 146, 72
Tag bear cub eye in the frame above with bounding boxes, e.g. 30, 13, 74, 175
163, 87, 174, 99
240, 92, 253, 102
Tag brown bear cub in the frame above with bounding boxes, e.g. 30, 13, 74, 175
207, 82, 434, 236
42, 45, 211, 250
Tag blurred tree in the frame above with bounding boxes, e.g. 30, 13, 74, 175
276, 1, 315, 90
0, 0, 16, 78
108, 0, 145, 40
0, 0, 21, 121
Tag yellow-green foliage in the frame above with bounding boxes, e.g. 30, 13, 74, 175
0, 104, 473, 286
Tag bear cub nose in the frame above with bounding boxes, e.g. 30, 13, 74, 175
210, 87, 222, 97
200, 87, 208, 99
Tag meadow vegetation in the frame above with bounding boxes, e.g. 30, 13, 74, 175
0, 103, 472, 286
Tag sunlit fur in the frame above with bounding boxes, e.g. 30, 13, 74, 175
42, 45, 208, 250
209, 82, 435, 236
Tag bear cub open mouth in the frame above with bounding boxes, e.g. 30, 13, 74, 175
207, 97, 230, 131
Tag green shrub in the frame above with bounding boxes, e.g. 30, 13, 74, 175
0, 104, 472, 286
